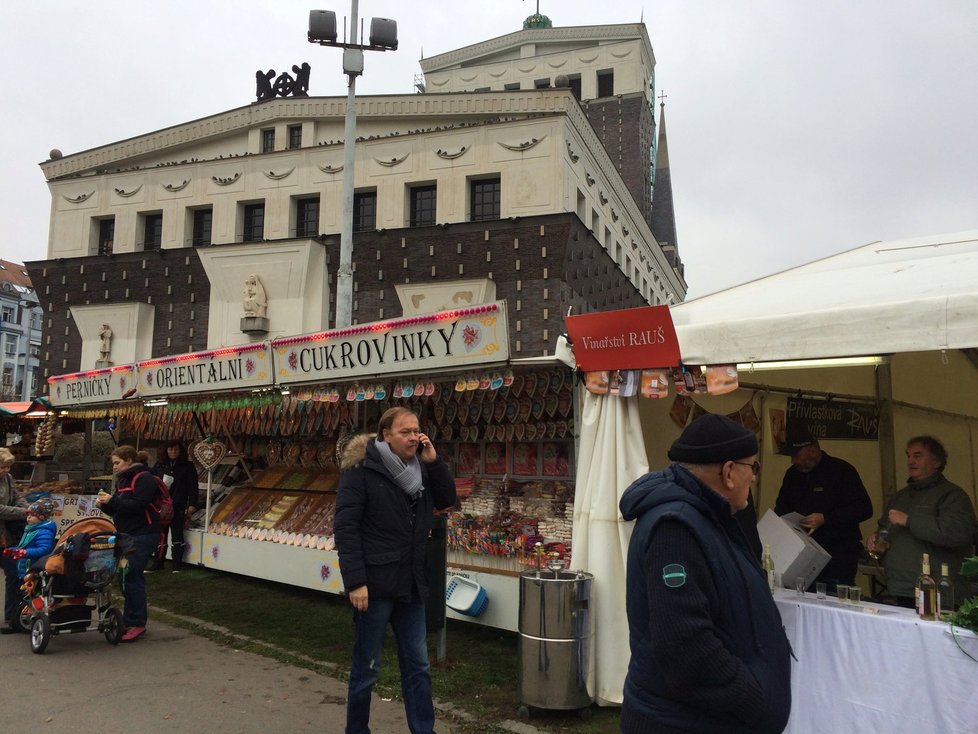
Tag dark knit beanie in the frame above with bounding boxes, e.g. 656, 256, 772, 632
668, 414, 758, 464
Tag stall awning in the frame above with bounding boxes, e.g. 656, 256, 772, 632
671, 230, 978, 364
0, 398, 51, 417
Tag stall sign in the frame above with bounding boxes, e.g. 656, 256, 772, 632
564, 305, 680, 371
137, 343, 273, 398
48, 365, 136, 407
272, 302, 509, 385
786, 397, 879, 441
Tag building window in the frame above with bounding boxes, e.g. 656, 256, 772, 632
261, 128, 275, 153
296, 196, 320, 237
353, 191, 377, 232
243, 203, 265, 242
597, 70, 614, 97
3, 334, 16, 357
470, 178, 501, 222
409, 185, 437, 227
97, 218, 115, 255
535, 78, 551, 89
288, 124, 302, 150
29, 370, 37, 396
568, 75, 582, 101
29, 343, 40, 358
142, 213, 163, 251
0, 306, 13, 324
504, 82, 520, 91
192, 208, 213, 247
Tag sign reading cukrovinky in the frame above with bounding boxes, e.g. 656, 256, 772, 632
137, 343, 273, 398
48, 365, 136, 407
273, 302, 509, 385
564, 305, 680, 371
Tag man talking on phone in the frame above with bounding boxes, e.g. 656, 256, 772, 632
335, 406, 457, 734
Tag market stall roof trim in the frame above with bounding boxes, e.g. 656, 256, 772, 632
671, 229, 978, 364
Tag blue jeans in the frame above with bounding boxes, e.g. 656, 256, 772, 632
119, 532, 159, 628
346, 598, 434, 734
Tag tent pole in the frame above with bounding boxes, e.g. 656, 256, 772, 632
875, 363, 897, 504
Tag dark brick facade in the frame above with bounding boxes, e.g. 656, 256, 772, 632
26, 251, 210, 382
347, 213, 647, 358
583, 92, 655, 228
26, 213, 644, 384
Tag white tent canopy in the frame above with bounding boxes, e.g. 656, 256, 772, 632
672, 230, 978, 364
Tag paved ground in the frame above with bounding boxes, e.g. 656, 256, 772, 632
0, 590, 544, 733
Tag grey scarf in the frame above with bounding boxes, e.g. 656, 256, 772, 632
374, 439, 424, 501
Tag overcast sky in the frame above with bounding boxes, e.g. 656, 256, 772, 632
3, 1, 976, 298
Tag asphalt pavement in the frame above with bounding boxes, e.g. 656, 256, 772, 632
0, 593, 545, 734
0, 616, 424, 732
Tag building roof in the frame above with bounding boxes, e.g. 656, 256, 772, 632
0, 259, 34, 291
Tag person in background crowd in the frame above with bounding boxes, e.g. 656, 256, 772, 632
775, 424, 873, 592
0, 446, 28, 634
95, 445, 162, 642
869, 435, 977, 609
150, 441, 199, 572
619, 414, 792, 734
334, 407, 457, 734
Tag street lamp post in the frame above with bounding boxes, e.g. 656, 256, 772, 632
308, 5, 397, 329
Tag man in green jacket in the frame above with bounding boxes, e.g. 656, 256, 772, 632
871, 436, 976, 609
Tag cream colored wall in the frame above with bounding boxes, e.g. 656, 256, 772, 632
637, 355, 978, 544
424, 37, 651, 97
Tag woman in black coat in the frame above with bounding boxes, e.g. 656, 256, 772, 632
150, 441, 199, 571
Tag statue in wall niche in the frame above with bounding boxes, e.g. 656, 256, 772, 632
98, 323, 113, 362
243, 274, 267, 318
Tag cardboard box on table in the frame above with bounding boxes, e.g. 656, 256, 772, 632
757, 509, 831, 589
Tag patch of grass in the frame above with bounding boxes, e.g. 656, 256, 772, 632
146, 568, 620, 733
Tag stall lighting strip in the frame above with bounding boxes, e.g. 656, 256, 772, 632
273, 304, 499, 347
48, 364, 134, 383
138, 342, 268, 368
735, 356, 887, 372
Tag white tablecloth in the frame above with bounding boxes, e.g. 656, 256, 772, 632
775, 590, 978, 734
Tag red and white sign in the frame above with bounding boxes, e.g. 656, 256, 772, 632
564, 305, 680, 371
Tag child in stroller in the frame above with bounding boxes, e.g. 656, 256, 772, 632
14, 516, 129, 653
0, 498, 58, 634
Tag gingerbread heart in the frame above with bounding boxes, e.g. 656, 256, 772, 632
193, 439, 228, 470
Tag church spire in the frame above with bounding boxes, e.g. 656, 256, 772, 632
650, 98, 682, 275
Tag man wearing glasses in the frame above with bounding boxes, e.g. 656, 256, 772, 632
619, 414, 791, 734
775, 424, 872, 593
335, 407, 456, 734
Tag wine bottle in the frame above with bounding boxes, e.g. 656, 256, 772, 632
938, 562, 954, 618
761, 543, 776, 592
916, 553, 938, 621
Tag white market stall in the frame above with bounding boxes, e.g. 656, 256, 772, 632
569, 229, 978, 717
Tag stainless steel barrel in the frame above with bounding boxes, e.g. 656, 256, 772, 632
518, 570, 594, 710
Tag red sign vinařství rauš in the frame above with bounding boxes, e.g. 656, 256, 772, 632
564, 305, 681, 371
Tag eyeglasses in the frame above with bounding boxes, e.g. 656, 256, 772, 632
731, 460, 761, 476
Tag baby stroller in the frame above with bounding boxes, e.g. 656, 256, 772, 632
17, 517, 127, 654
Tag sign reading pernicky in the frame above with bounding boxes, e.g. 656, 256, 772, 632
564, 305, 680, 371
786, 397, 880, 442
48, 365, 136, 407
137, 343, 273, 398
273, 302, 509, 385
